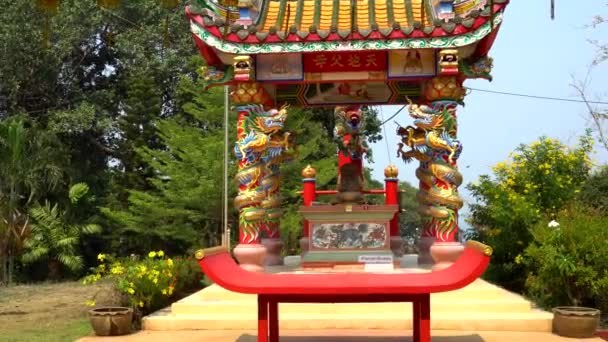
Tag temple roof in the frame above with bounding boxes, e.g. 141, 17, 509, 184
188, 0, 508, 54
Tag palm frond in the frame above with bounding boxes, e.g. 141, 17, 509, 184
68, 183, 90, 204
81, 224, 102, 234
22, 247, 49, 263
57, 254, 83, 272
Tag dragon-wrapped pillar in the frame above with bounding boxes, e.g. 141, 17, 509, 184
260, 119, 293, 266
397, 77, 465, 270
232, 82, 291, 271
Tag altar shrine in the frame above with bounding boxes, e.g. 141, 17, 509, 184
187, 0, 508, 272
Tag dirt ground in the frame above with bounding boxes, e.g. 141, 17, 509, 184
0, 281, 117, 341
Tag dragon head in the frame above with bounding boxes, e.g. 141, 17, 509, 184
406, 97, 441, 128
256, 103, 288, 134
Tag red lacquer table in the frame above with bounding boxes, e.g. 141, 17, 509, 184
196, 240, 492, 342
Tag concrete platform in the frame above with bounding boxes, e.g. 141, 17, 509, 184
142, 255, 554, 333
78, 329, 606, 342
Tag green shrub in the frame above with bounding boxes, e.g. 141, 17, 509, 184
466, 134, 594, 292
523, 204, 608, 313
82, 251, 203, 322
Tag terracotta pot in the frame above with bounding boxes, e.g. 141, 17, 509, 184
88, 307, 133, 336
552, 306, 601, 338
233, 243, 267, 272
430, 241, 464, 271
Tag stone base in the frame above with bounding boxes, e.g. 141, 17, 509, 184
430, 241, 465, 271
232, 243, 267, 272
390, 236, 404, 257
261, 238, 284, 266
417, 236, 436, 266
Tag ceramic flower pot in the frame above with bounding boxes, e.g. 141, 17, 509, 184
552, 306, 600, 338
88, 306, 133, 336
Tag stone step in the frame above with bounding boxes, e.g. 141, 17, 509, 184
143, 310, 553, 332
171, 298, 532, 315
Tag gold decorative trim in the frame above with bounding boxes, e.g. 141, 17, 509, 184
194, 245, 230, 260
465, 240, 493, 257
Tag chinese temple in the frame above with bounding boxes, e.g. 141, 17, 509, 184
187, 0, 506, 272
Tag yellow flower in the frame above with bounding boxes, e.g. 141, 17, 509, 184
85, 300, 96, 307
110, 264, 124, 275
167, 258, 173, 266
138, 301, 144, 308
148, 251, 157, 258
162, 289, 167, 295
97, 254, 106, 262
153, 278, 158, 284
514, 254, 524, 265
157, 250, 165, 257
168, 286, 174, 295
127, 288, 135, 294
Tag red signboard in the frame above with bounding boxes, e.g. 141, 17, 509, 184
303, 51, 387, 73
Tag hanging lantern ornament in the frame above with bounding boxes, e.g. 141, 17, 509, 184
161, 0, 180, 48
97, 0, 121, 9
37, 0, 60, 48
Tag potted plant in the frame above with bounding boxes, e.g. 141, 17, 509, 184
552, 306, 601, 338
83, 251, 178, 335
88, 306, 133, 336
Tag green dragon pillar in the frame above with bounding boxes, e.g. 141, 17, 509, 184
397, 76, 465, 270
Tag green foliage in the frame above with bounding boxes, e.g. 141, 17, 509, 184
0, 117, 66, 285
398, 181, 421, 252
523, 205, 608, 313
578, 165, 608, 213
22, 183, 101, 276
102, 82, 226, 255
466, 134, 594, 291
83, 251, 202, 318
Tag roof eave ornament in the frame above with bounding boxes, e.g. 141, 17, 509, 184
437, 0, 456, 23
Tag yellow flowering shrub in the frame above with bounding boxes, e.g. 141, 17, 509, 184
466, 132, 594, 292
83, 251, 203, 317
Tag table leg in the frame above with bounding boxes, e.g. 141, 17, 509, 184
413, 299, 420, 342
269, 300, 279, 342
258, 295, 269, 342
419, 294, 431, 342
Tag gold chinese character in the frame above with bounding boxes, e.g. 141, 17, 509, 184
347, 54, 361, 68
365, 54, 378, 67
313, 54, 327, 68
330, 54, 344, 67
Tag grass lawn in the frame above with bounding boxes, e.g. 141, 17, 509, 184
0, 281, 116, 342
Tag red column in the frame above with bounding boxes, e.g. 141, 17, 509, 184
384, 165, 400, 237
301, 165, 317, 239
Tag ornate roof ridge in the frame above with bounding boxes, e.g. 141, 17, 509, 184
187, 1, 507, 51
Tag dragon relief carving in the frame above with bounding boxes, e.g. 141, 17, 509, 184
234, 104, 292, 243
397, 99, 464, 241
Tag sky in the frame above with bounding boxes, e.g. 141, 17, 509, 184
369, 0, 608, 222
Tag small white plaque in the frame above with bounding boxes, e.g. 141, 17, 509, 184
358, 255, 394, 264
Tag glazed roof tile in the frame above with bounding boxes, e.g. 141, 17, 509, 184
188, 0, 508, 51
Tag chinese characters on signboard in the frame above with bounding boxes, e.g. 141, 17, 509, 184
303, 51, 387, 73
